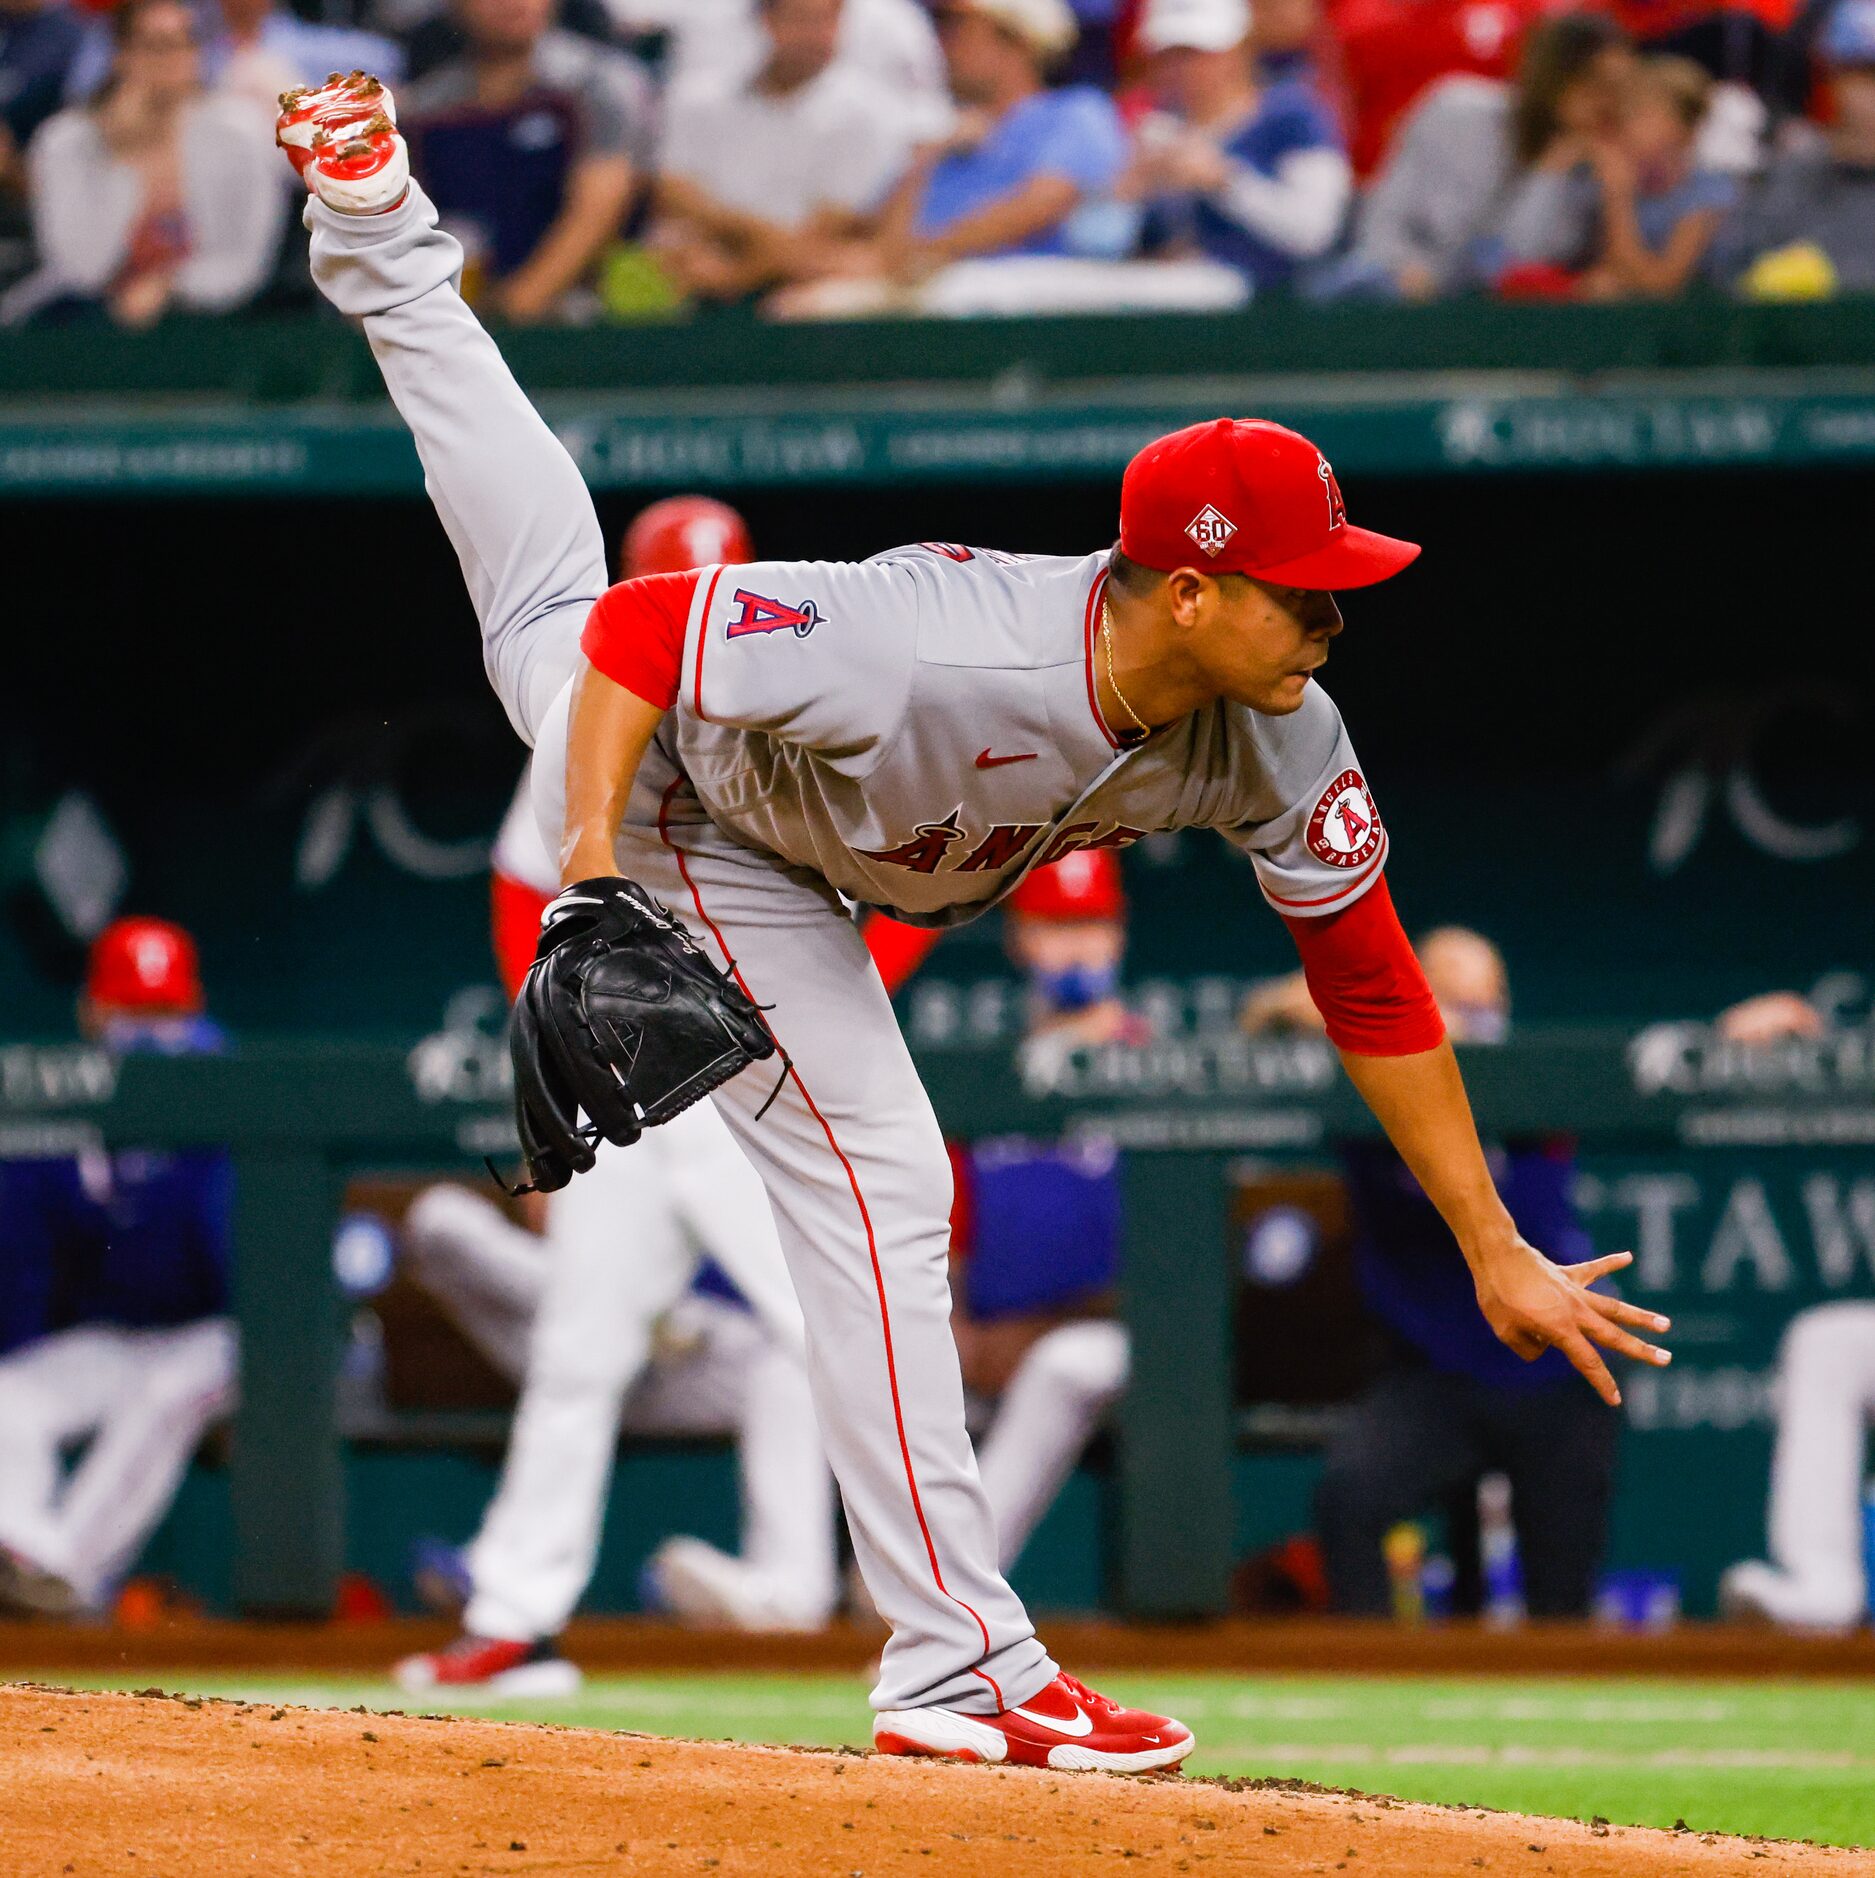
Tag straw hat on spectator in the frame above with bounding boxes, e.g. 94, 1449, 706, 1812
1136, 0, 1252, 53
948, 0, 1079, 61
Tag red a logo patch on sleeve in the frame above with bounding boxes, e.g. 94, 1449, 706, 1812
726, 590, 824, 639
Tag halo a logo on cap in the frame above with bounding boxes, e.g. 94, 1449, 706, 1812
1317, 457, 1347, 531
1185, 504, 1238, 557
1306, 768, 1382, 869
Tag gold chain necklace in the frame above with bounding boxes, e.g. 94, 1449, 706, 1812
1100, 596, 1150, 739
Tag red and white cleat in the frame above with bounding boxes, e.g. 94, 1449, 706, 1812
393, 1633, 582, 1700
276, 70, 396, 172
276, 73, 408, 215
874, 1672, 1194, 1774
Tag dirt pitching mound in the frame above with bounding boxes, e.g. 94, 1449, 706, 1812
1, 1682, 1857, 1876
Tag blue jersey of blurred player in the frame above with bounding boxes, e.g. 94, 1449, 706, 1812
0, 919, 237, 1617
1243, 927, 1619, 1617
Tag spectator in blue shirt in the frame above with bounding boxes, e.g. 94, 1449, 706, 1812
1128, 0, 1350, 292
856, 851, 1137, 1588
0, 917, 236, 1619
0, 0, 84, 202
949, 849, 1141, 1578
870, 0, 1129, 276
403, 0, 654, 322
1243, 926, 1620, 1618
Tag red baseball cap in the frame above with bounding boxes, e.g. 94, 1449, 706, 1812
1008, 848, 1127, 923
622, 495, 753, 577
86, 917, 204, 1014
1119, 418, 1419, 590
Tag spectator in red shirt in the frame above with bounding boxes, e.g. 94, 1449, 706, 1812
1333, 0, 1549, 177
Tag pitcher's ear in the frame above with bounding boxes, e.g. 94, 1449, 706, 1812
1162, 565, 1211, 631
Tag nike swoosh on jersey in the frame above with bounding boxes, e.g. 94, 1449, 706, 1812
1007, 1701, 1095, 1738
976, 749, 1039, 769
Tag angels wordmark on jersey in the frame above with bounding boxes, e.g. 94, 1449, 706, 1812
858, 814, 1150, 878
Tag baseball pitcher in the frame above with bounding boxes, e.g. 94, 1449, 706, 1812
278, 77, 1671, 1773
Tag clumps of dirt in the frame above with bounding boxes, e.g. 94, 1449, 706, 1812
1, 1682, 1859, 1876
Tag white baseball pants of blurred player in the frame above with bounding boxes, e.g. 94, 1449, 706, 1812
407, 1113, 836, 1638
972, 1320, 1131, 1573
0, 1318, 236, 1611
310, 185, 1055, 1715
1724, 1302, 1875, 1630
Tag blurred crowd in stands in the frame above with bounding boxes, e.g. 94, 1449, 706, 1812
3, 0, 1875, 324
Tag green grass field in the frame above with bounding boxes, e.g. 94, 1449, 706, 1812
46, 1669, 1875, 1850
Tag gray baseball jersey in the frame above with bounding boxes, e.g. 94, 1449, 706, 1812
667, 546, 1387, 926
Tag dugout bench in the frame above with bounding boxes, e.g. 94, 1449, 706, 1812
1, 1025, 1870, 1619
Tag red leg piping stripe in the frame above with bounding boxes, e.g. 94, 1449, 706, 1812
654, 778, 1003, 1697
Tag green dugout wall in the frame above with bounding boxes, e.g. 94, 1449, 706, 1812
2, 1030, 1870, 1619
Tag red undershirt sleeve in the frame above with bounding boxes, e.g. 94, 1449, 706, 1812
490, 872, 552, 1003
863, 913, 945, 996
1282, 875, 1446, 1056
578, 570, 700, 710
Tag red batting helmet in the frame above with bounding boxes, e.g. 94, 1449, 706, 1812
86, 917, 204, 1014
1006, 848, 1127, 923
621, 496, 753, 577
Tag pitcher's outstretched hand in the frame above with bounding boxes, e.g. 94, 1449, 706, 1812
1472, 1244, 1671, 1407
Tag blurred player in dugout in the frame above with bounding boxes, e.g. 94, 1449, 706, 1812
1243, 927, 1617, 1617
865, 845, 1141, 1590
0, 919, 236, 1618
1715, 978, 1875, 1633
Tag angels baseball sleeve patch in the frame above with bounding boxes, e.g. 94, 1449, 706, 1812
1305, 768, 1383, 871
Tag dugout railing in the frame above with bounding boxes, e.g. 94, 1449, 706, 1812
1, 1027, 1870, 1619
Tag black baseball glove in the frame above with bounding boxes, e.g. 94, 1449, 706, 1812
502, 876, 779, 1193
